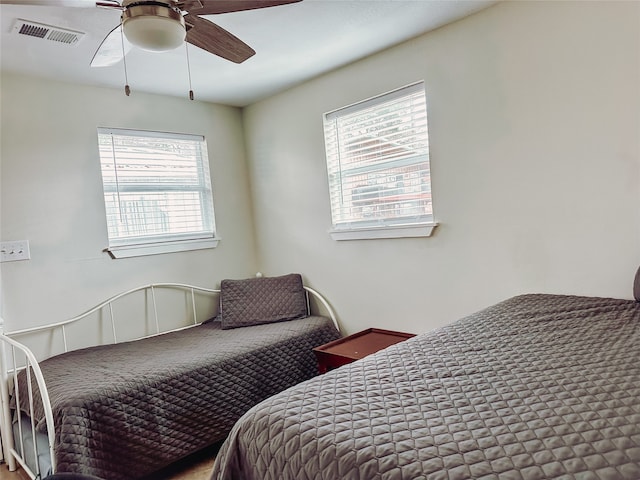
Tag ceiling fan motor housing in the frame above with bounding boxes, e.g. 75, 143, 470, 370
122, 1, 186, 52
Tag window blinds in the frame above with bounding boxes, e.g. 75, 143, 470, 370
97, 128, 216, 248
323, 82, 433, 232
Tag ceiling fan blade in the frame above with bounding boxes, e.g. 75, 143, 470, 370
185, 14, 255, 64
91, 24, 131, 67
183, 0, 301, 16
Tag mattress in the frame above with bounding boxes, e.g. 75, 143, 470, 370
211, 294, 640, 480
14, 315, 340, 480
12, 413, 53, 478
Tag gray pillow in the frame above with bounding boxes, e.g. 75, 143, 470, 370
219, 274, 308, 330
634, 266, 640, 302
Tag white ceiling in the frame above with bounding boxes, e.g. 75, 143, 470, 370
0, 0, 497, 106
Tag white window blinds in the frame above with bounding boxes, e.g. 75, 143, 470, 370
97, 128, 217, 255
323, 82, 435, 239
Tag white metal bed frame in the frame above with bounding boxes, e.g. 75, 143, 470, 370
0, 282, 339, 479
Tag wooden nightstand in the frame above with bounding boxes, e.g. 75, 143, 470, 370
313, 328, 415, 373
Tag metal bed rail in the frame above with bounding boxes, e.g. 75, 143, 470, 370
304, 286, 340, 331
4, 283, 221, 353
0, 334, 56, 478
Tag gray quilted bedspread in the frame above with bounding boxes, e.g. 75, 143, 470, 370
15, 316, 340, 480
211, 294, 640, 480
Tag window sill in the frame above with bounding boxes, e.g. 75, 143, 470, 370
106, 237, 220, 259
329, 223, 437, 241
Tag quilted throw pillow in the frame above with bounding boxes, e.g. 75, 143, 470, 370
219, 274, 308, 329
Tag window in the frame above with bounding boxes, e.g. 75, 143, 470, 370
323, 82, 436, 240
97, 127, 218, 258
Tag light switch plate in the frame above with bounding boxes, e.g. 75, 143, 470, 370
0, 240, 30, 262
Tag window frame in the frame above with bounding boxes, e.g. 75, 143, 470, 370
97, 127, 219, 259
322, 82, 437, 241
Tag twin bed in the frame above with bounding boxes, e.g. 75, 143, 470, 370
2, 270, 639, 480
211, 270, 640, 480
0, 274, 341, 479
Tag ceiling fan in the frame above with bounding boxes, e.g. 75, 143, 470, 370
1, 0, 302, 67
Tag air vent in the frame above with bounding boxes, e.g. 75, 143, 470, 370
12, 19, 85, 46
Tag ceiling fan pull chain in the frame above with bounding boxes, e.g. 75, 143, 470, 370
120, 25, 131, 96
185, 42, 194, 101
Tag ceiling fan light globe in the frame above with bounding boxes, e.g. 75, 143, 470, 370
122, 4, 185, 53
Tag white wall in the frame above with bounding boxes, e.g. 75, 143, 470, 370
0, 74, 258, 330
1, 1, 638, 337
243, 1, 640, 335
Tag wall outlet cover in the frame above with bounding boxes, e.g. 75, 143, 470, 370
0, 240, 31, 262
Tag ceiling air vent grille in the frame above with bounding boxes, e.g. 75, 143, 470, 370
13, 19, 85, 46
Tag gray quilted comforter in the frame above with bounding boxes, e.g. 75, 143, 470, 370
211, 294, 640, 480
15, 316, 340, 480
